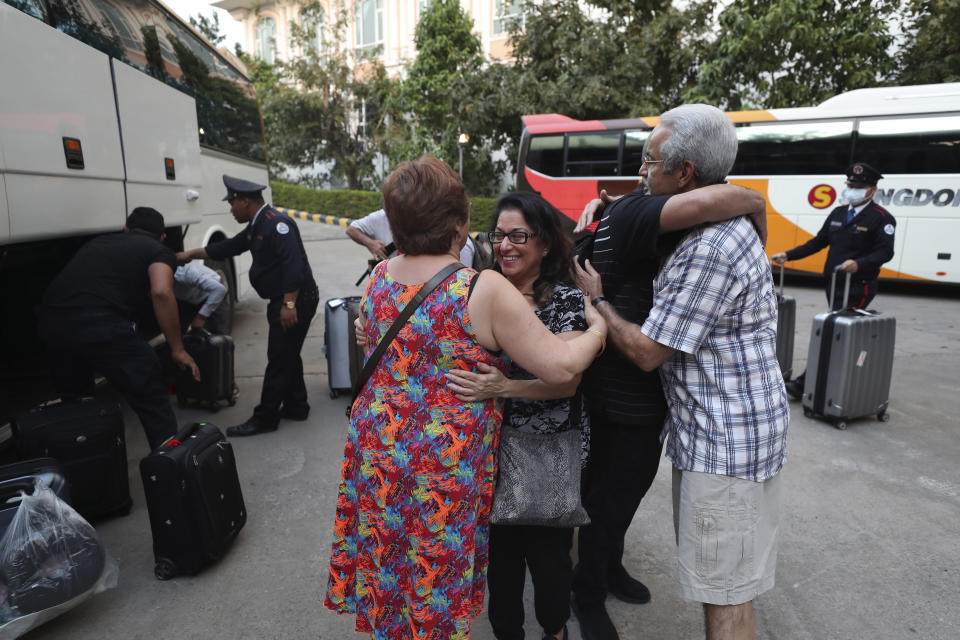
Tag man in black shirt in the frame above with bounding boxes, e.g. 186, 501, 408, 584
569, 183, 765, 640
178, 175, 319, 437
39, 207, 199, 450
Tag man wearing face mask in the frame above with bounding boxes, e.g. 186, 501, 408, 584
772, 162, 895, 399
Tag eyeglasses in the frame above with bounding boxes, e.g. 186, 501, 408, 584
640, 155, 665, 169
487, 230, 537, 244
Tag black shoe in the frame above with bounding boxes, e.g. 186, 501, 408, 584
279, 404, 310, 421
226, 417, 278, 437
785, 375, 805, 400
608, 568, 651, 604
570, 594, 618, 640
542, 625, 567, 640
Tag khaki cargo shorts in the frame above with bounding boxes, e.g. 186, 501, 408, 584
672, 467, 782, 605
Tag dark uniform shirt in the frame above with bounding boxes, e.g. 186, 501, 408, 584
205, 205, 314, 299
41, 232, 177, 320
579, 186, 677, 425
785, 201, 896, 282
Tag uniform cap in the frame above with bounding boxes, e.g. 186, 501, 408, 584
126, 207, 165, 235
222, 174, 267, 201
846, 162, 883, 186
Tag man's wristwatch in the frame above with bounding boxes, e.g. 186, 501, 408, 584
591, 296, 608, 307
284, 300, 296, 310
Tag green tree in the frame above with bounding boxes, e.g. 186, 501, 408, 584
392, 0, 509, 195
189, 12, 226, 47
686, 0, 900, 109
897, 0, 960, 84
249, 2, 398, 190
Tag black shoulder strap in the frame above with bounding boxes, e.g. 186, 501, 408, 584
348, 262, 465, 416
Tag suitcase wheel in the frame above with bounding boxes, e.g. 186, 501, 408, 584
833, 420, 848, 431
330, 390, 339, 399
803, 407, 814, 419
878, 411, 890, 422
154, 558, 177, 581
228, 398, 237, 407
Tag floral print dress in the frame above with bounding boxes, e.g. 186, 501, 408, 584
325, 261, 508, 640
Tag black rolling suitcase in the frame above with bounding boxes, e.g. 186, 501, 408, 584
13, 397, 131, 522
140, 422, 246, 579
324, 296, 364, 398
175, 330, 236, 410
774, 263, 796, 380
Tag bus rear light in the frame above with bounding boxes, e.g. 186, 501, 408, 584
165, 157, 175, 180
62, 137, 84, 169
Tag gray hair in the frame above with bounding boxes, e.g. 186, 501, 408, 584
656, 104, 738, 186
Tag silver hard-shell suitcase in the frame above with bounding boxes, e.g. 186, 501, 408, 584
323, 296, 364, 398
801, 270, 895, 429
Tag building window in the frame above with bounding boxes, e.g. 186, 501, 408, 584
355, 0, 382, 50
493, 0, 523, 35
301, 5, 327, 53
255, 16, 277, 64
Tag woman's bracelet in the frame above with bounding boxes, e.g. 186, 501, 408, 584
586, 328, 606, 356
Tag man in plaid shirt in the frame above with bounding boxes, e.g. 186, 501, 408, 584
578, 104, 788, 640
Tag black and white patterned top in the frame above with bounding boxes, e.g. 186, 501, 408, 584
504, 283, 591, 462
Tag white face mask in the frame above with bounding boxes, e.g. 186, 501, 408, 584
842, 187, 870, 206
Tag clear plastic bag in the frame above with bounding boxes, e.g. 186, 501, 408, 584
0, 480, 117, 639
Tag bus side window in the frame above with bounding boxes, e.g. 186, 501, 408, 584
527, 134, 564, 177
622, 129, 651, 176
855, 116, 960, 174
732, 121, 853, 175
566, 132, 620, 177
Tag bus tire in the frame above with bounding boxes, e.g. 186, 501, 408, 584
204, 257, 236, 335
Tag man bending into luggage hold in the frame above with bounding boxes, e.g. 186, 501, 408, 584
178, 176, 319, 437
771, 162, 895, 399
576, 104, 788, 640
39, 207, 199, 450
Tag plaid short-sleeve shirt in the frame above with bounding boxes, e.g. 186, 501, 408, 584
642, 217, 788, 482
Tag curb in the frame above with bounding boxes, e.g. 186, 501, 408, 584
275, 206, 352, 227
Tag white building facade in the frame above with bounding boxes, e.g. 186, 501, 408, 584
211, 0, 523, 71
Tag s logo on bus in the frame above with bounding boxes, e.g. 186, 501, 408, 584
808, 184, 836, 209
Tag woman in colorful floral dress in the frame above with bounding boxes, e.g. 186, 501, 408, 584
324, 156, 607, 640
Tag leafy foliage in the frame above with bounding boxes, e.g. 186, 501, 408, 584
247, 2, 399, 190
686, 0, 900, 109
189, 12, 226, 47
897, 0, 960, 84
390, 0, 508, 195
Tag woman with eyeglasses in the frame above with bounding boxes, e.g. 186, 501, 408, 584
444, 191, 588, 640
324, 157, 607, 640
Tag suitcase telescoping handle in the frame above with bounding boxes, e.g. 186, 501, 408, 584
770, 260, 786, 297
829, 266, 852, 312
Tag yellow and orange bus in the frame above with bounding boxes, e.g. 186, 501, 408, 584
517, 83, 960, 284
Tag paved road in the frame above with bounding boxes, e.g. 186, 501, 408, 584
23, 220, 960, 640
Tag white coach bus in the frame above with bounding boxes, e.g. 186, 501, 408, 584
518, 83, 960, 285
0, 0, 269, 367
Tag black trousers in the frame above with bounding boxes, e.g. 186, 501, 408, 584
827, 278, 877, 310
253, 286, 319, 426
572, 416, 663, 607
487, 524, 574, 640
40, 312, 177, 451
